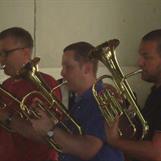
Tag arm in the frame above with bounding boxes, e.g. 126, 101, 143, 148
0, 110, 44, 143
31, 109, 103, 160
105, 117, 161, 161
0, 104, 45, 143
10, 116, 45, 143
52, 127, 103, 160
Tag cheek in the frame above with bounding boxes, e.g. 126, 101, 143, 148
5, 57, 14, 66
147, 63, 161, 75
67, 71, 80, 85
8, 58, 17, 67
144, 60, 155, 69
6, 57, 22, 71
68, 71, 78, 79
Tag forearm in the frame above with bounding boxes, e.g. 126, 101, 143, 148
10, 117, 45, 143
0, 111, 44, 143
114, 138, 161, 161
53, 127, 102, 160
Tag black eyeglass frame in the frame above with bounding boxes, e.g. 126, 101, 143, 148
0, 47, 28, 57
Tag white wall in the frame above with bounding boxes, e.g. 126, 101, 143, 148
0, 0, 161, 67
36, 0, 161, 68
0, 0, 159, 107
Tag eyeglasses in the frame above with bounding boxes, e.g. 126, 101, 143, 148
0, 47, 27, 57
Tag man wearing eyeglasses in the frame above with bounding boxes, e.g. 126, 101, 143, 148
0, 27, 60, 161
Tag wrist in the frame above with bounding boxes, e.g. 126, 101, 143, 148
47, 130, 54, 138
46, 125, 56, 138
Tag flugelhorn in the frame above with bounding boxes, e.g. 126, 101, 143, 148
0, 74, 67, 133
16, 57, 82, 152
88, 39, 149, 139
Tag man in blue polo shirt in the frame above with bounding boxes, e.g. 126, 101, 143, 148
31, 41, 124, 161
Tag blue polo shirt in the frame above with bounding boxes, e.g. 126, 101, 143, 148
58, 81, 124, 161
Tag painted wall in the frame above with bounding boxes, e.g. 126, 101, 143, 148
0, 0, 161, 67
0, 0, 159, 107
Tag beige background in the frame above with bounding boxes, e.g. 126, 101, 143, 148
0, 0, 160, 107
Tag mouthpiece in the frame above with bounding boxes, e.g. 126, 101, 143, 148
124, 69, 143, 79
51, 79, 68, 92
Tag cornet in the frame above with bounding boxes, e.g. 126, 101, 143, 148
0, 58, 82, 152
16, 57, 82, 152
88, 39, 149, 139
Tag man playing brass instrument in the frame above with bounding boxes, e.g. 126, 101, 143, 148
0, 27, 60, 161
106, 29, 161, 161
31, 42, 124, 161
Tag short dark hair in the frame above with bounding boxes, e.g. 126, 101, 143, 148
0, 27, 33, 49
63, 41, 98, 74
142, 29, 161, 54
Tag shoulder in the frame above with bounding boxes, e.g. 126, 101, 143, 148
2, 77, 13, 87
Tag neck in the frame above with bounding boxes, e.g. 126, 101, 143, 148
76, 76, 96, 96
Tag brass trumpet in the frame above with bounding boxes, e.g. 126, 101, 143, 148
16, 57, 82, 152
88, 39, 149, 139
0, 58, 82, 152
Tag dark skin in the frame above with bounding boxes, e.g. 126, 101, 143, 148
105, 40, 161, 161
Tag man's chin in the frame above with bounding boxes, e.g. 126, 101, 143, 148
4, 70, 14, 77
141, 76, 154, 83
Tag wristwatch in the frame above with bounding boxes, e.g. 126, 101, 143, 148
47, 125, 57, 138
47, 130, 54, 138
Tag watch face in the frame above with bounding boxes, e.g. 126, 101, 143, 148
47, 130, 54, 137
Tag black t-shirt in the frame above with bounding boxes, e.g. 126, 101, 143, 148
141, 85, 161, 140
132, 85, 161, 161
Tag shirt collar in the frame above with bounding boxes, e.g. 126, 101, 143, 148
75, 80, 103, 103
